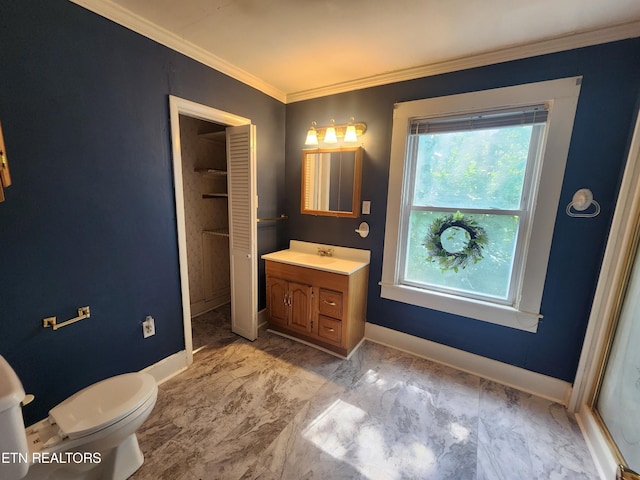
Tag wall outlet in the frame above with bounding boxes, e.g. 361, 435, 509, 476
142, 316, 155, 338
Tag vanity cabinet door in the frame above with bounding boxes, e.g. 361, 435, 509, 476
288, 282, 313, 335
267, 276, 312, 333
267, 277, 289, 327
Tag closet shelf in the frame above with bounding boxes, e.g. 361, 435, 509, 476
202, 193, 228, 198
195, 168, 227, 176
203, 228, 229, 237
198, 131, 226, 142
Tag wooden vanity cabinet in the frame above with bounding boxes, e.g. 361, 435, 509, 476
266, 277, 313, 335
265, 260, 368, 357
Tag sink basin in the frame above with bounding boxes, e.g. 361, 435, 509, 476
261, 243, 370, 275
287, 252, 336, 266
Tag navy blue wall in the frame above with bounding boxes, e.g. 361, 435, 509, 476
1, 0, 638, 430
0, 0, 285, 425
285, 39, 640, 382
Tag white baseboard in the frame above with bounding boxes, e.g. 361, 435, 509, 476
25, 351, 190, 429
575, 406, 617, 480
365, 323, 572, 405
149, 309, 265, 386
141, 350, 189, 385
143, 323, 571, 405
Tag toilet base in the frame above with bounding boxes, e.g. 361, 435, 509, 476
99, 434, 144, 480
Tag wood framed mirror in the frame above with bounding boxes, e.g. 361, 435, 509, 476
301, 146, 363, 217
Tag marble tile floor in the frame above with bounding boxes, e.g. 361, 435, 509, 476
131, 307, 599, 480
190, 304, 234, 351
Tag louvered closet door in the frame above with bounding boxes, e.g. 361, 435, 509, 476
226, 124, 258, 340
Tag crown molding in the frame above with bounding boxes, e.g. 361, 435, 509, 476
69, 0, 287, 103
69, 1, 638, 105
286, 20, 640, 103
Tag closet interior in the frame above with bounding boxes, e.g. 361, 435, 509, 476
179, 114, 231, 328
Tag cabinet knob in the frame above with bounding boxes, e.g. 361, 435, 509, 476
324, 327, 335, 332
323, 300, 337, 306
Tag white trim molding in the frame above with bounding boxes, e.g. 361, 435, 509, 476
69, 0, 639, 104
380, 77, 582, 332
365, 322, 572, 405
287, 21, 640, 102
168, 95, 251, 366
575, 407, 618, 480
69, 0, 287, 103
141, 350, 189, 385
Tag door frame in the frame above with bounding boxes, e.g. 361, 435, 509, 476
570, 111, 640, 479
168, 95, 252, 366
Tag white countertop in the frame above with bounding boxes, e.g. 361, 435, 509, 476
261, 241, 370, 275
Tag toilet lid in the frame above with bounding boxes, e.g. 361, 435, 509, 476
49, 372, 157, 439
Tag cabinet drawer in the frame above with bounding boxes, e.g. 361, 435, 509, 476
317, 316, 342, 345
319, 289, 343, 318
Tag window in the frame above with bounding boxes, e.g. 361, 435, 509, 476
381, 77, 582, 332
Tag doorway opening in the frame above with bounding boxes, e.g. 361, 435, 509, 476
169, 96, 258, 366
178, 115, 231, 351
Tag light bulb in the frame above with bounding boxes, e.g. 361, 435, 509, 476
305, 122, 318, 146
344, 127, 357, 143
324, 120, 337, 144
344, 117, 358, 142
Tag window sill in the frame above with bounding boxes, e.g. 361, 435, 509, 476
379, 282, 541, 333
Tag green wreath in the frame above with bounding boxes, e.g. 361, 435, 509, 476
423, 212, 488, 273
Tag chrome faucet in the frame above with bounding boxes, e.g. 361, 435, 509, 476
317, 247, 334, 257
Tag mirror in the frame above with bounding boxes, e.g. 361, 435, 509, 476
301, 147, 363, 217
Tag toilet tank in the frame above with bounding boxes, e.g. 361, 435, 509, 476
0, 355, 29, 480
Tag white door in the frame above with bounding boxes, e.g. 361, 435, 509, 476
226, 124, 258, 340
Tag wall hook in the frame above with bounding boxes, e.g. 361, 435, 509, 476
566, 188, 600, 218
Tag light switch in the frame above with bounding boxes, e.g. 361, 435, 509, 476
362, 201, 371, 215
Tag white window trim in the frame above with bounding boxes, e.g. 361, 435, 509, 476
380, 77, 582, 333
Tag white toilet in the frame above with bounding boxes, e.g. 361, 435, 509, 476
0, 355, 158, 480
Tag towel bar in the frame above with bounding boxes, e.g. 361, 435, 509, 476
43, 306, 91, 331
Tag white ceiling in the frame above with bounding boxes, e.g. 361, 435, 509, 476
74, 0, 640, 102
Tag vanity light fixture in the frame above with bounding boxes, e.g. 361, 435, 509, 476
324, 119, 338, 144
305, 121, 319, 146
304, 117, 367, 145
